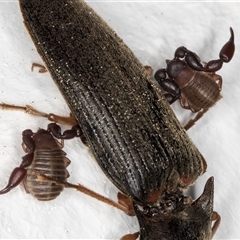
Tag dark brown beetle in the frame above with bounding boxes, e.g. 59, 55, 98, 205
154, 29, 235, 130
4, 0, 230, 238
0, 123, 81, 200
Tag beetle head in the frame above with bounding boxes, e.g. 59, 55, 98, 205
134, 177, 215, 240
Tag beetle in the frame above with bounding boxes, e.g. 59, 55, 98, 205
154, 29, 235, 130
0, 123, 82, 200
5, 0, 228, 238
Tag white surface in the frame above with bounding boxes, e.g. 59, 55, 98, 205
0, 1, 239, 239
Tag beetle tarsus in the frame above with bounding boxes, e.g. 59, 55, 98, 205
31, 62, 47, 73
120, 232, 139, 240
117, 192, 135, 216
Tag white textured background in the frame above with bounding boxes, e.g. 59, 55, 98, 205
0, 1, 240, 239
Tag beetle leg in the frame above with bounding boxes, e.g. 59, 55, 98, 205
31, 62, 47, 73
37, 174, 132, 214
211, 211, 221, 238
0, 103, 87, 144
0, 103, 78, 125
144, 65, 153, 76
117, 192, 135, 216
120, 232, 139, 240
47, 113, 78, 126
0, 103, 48, 118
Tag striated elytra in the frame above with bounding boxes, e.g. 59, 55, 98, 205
18, 0, 219, 239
